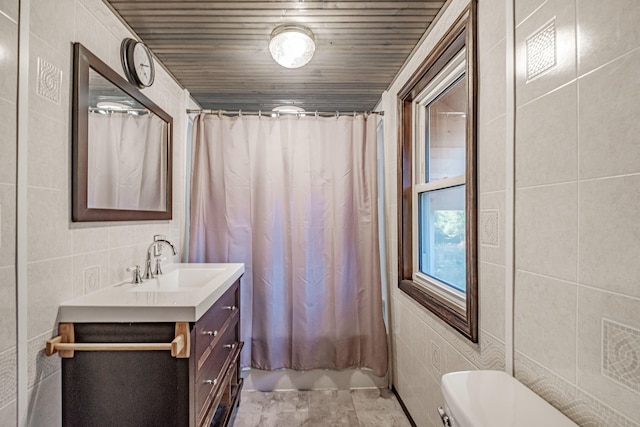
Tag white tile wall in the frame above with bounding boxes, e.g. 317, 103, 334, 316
515, 82, 577, 187
576, 0, 640, 76
0, 1, 17, 425
0, 267, 16, 353
578, 48, 640, 180
0, 98, 17, 185
514, 271, 577, 382
515, 0, 576, 107
578, 175, 640, 298
513, 0, 640, 424
0, 400, 16, 427
12, 0, 189, 422
515, 183, 578, 281
387, 0, 639, 426
577, 287, 640, 421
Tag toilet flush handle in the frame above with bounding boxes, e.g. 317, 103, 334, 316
438, 407, 452, 427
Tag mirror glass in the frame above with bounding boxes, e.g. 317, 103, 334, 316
88, 69, 168, 211
73, 43, 172, 221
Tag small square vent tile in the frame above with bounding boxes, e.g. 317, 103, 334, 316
36, 57, 62, 104
431, 340, 442, 373
602, 318, 640, 392
480, 210, 499, 246
526, 20, 557, 81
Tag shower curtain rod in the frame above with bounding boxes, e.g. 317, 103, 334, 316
186, 109, 383, 117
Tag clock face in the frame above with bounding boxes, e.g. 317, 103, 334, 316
133, 43, 154, 86
121, 39, 155, 88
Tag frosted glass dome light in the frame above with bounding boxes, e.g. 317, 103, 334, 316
269, 25, 315, 69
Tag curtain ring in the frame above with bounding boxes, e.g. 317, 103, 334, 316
335, 111, 339, 119
353, 111, 357, 118
239, 109, 242, 117
277, 111, 280, 118
217, 110, 222, 118
259, 110, 262, 119
315, 111, 319, 118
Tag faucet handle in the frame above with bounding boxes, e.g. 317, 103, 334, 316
127, 265, 143, 284
154, 257, 167, 276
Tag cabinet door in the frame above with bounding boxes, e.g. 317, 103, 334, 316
62, 323, 190, 427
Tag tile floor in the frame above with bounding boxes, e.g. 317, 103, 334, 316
233, 388, 412, 427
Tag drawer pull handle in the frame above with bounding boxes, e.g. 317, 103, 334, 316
223, 305, 237, 311
203, 330, 217, 337
204, 379, 217, 386
223, 343, 237, 350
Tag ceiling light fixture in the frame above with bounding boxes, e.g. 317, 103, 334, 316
271, 105, 306, 117
269, 25, 316, 69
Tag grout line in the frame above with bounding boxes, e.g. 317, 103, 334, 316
479, 189, 507, 196
577, 45, 640, 81
0, 9, 17, 24
516, 172, 640, 192
479, 260, 506, 269
514, 0, 549, 30
516, 179, 578, 191
576, 283, 640, 302
514, 267, 577, 286
516, 78, 578, 110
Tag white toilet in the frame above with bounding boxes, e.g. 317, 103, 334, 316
440, 370, 578, 427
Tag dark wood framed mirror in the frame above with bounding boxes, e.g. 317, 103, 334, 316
72, 42, 173, 222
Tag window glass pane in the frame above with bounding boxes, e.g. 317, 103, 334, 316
418, 185, 466, 292
426, 75, 467, 182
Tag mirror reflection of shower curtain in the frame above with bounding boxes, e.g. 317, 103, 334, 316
88, 113, 167, 211
189, 114, 388, 376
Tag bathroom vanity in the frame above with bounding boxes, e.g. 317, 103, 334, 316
48, 263, 244, 427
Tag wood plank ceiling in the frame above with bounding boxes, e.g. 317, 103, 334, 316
105, 1, 447, 112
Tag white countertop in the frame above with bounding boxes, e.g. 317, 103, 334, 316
58, 263, 244, 323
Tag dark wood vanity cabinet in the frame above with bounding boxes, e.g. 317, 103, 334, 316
62, 280, 243, 427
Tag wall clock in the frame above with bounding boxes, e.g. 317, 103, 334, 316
120, 38, 155, 88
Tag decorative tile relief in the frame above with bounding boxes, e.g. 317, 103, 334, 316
396, 291, 505, 371
0, 346, 16, 407
526, 20, 556, 81
431, 340, 442, 373
515, 352, 639, 427
602, 319, 640, 393
36, 57, 62, 104
28, 332, 60, 389
568, 389, 639, 427
84, 265, 100, 294
480, 210, 499, 246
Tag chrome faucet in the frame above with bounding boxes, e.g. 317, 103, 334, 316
144, 238, 177, 279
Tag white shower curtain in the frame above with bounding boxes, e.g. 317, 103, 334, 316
189, 114, 388, 376
88, 112, 167, 211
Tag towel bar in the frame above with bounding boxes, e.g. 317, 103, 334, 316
45, 322, 190, 358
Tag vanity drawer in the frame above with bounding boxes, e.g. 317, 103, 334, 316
194, 281, 239, 360
195, 319, 239, 425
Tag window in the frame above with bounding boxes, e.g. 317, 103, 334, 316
398, 5, 477, 342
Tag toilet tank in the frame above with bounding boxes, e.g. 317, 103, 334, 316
440, 370, 578, 427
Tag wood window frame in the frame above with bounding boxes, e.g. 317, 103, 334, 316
397, 4, 478, 343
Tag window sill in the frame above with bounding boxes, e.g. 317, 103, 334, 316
399, 278, 477, 342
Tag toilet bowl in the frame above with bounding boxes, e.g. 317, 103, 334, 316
440, 370, 578, 427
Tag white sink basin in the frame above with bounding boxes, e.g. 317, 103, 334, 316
128, 267, 226, 292
57, 263, 245, 322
